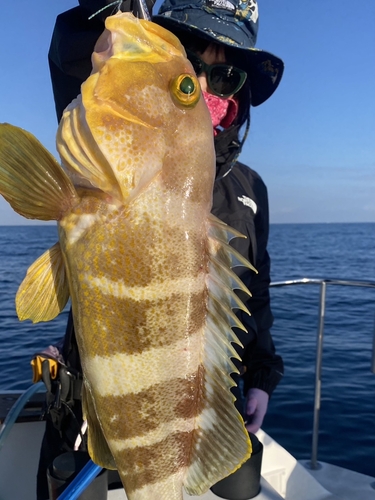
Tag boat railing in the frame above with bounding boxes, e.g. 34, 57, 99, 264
269, 277, 375, 470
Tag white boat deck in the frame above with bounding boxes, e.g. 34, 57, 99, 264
257, 429, 375, 500
303, 462, 375, 500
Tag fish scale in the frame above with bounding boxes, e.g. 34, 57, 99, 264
0, 12, 255, 500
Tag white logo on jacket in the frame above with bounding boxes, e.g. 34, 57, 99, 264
237, 195, 257, 214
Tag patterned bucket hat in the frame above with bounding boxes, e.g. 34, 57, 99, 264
153, 0, 284, 106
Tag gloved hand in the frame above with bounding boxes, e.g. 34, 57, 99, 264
244, 388, 269, 434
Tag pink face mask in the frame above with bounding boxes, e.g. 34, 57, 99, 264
202, 91, 239, 134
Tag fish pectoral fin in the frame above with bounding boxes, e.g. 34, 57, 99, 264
184, 216, 255, 495
16, 242, 69, 323
82, 381, 117, 470
0, 123, 78, 220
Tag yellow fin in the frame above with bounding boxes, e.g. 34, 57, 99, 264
82, 381, 117, 470
16, 243, 69, 323
57, 102, 123, 201
210, 255, 252, 297
208, 274, 250, 315
208, 214, 248, 242
0, 123, 77, 220
210, 293, 248, 332
183, 218, 254, 495
208, 214, 257, 273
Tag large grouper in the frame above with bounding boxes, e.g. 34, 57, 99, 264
0, 12, 255, 500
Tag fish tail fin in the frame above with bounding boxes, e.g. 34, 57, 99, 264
16, 242, 70, 323
0, 123, 77, 220
183, 215, 255, 495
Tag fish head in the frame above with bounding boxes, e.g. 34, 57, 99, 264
57, 12, 215, 205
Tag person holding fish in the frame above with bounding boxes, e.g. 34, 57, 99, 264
150, 0, 285, 428
24, 0, 285, 498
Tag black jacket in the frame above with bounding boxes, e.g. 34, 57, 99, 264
49, 5, 283, 398
212, 134, 283, 397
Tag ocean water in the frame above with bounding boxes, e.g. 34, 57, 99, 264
0, 223, 374, 477
265, 223, 375, 478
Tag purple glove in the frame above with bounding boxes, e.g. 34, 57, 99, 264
244, 388, 269, 433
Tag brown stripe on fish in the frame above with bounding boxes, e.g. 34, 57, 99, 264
77, 284, 207, 357
82, 326, 204, 397
72, 217, 207, 287
92, 365, 206, 441
113, 431, 192, 494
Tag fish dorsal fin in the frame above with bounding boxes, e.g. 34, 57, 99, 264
0, 124, 77, 220
208, 214, 248, 242
82, 380, 117, 470
16, 243, 70, 323
208, 216, 257, 273
184, 216, 255, 495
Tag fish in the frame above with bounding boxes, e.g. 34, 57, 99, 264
0, 12, 254, 500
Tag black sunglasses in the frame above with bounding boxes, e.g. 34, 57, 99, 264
186, 50, 247, 98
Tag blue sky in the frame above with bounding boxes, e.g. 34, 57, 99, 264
0, 0, 374, 224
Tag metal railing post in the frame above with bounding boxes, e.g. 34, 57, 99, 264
310, 280, 327, 470
269, 277, 375, 470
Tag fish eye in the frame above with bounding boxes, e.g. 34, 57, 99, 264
170, 73, 200, 108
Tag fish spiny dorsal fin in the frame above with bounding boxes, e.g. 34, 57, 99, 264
208, 214, 248, 242
208, 274, 250, 314
184, 216, 256, 495
210, 295, 248, 333
0, 124, 77, 220
210, 256, 252, 297
16, 243, 70, 323
207, 215, 257, 273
